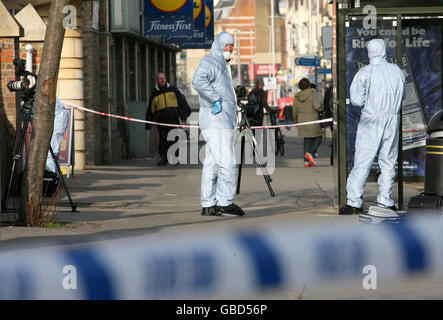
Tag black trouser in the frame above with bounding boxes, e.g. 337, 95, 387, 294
303, 136, 322, 157
157, 126, 176, 160
248, 117, 263, 136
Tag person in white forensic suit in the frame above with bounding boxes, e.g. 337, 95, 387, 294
339, 39, 405, 215
192, 32, 245, 217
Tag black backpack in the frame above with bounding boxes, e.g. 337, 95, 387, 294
245, 90, 260, 117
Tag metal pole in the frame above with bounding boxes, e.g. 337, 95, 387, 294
271, 0, 276, 107
317, 0, 321, 91
317, 0, 320, 56
250, 28, 253, 59
250, 28, 253, 87
255, 23, 272, 90
396, 14, 404, 210
309, 0, 312, 53
237, 30, 241, 85
268, 26, 272, 86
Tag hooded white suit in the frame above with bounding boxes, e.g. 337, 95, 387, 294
192, 32, 237, 208
347, 39, 405, 208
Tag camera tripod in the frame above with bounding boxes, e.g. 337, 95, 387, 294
234, 99, 275, 197
1, 98, 77, 213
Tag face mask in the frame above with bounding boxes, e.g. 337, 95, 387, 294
223, 51, 232, 61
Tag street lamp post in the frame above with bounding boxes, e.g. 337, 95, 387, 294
270, 0, 276, 107
236, 30, 241, 86
254, 22, 276, 106
255, 23, 272, 84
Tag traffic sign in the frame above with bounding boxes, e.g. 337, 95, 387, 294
295, 57, 320, 67
318, 68, 332, 74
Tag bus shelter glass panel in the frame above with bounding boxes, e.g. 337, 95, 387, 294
345, 16, 442, 178
400, 18, 442, 177
345, 16, 399, 178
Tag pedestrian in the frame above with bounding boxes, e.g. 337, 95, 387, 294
339, 39, 405, 215
145, 72, 191, 166
192, 32, 245, 217
282, 102, 293, 131
293, 78, 323, 167
323, 84, 334, 165
246, 78, 273, 127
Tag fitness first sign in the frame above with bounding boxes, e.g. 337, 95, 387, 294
144, 0, 194, 37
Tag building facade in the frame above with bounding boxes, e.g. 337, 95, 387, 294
0, 0, 179, 193
177, 0, 333, 109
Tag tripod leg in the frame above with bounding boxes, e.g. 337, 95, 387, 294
236, 136, 245, 195
2, 114, 30, 212
48, 146, 78, 212
245, 129, 275, 197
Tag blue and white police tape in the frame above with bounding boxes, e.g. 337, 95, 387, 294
0, 218, 442, 299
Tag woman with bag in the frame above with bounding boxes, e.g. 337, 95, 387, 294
293, 78, 323, 167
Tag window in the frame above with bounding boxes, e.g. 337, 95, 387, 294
218, 0, 235, 8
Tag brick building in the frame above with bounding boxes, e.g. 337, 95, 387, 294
0, 0, 179, 194
177, 0, 287, 109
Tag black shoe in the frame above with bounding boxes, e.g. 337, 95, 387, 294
387, 205, 397, 211
218, 203, 245, 217
338, 204, 362, 215
201, 206, 218, 216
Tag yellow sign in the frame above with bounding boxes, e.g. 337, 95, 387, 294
194, 0, 202, 20
150, 0, 188, 13
205, 4, 211, 27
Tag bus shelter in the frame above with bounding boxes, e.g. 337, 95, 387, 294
335, 1, 443, 209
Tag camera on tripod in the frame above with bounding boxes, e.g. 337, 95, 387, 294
7, 58, 37, 107
2, 57, 78, 213
234, 85, 247, 99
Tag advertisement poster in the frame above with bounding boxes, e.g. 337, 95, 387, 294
163, 0, 214, 49
144, 0, 194, 37
59, 107, 74, 168
345, 23, 442, 176
203, 0, 214, 47
168, 0, 207, 48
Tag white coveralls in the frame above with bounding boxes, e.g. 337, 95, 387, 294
192, 32, 238, 208
347, 39, 405, 208
45, 97, 69, 175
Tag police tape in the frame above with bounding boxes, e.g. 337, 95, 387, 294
0, 217, 442, 299
61, 101, 333, 130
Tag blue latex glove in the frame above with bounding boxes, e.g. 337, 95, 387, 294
210, 100, 222, 115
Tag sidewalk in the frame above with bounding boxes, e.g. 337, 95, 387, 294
0, 129, 422, 243
1, 129, 438, 300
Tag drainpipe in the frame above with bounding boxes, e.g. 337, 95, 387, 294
106, 0, 112, 163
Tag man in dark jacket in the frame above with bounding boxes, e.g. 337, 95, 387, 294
146, 73, 191, 166
246, 79, 273, 127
